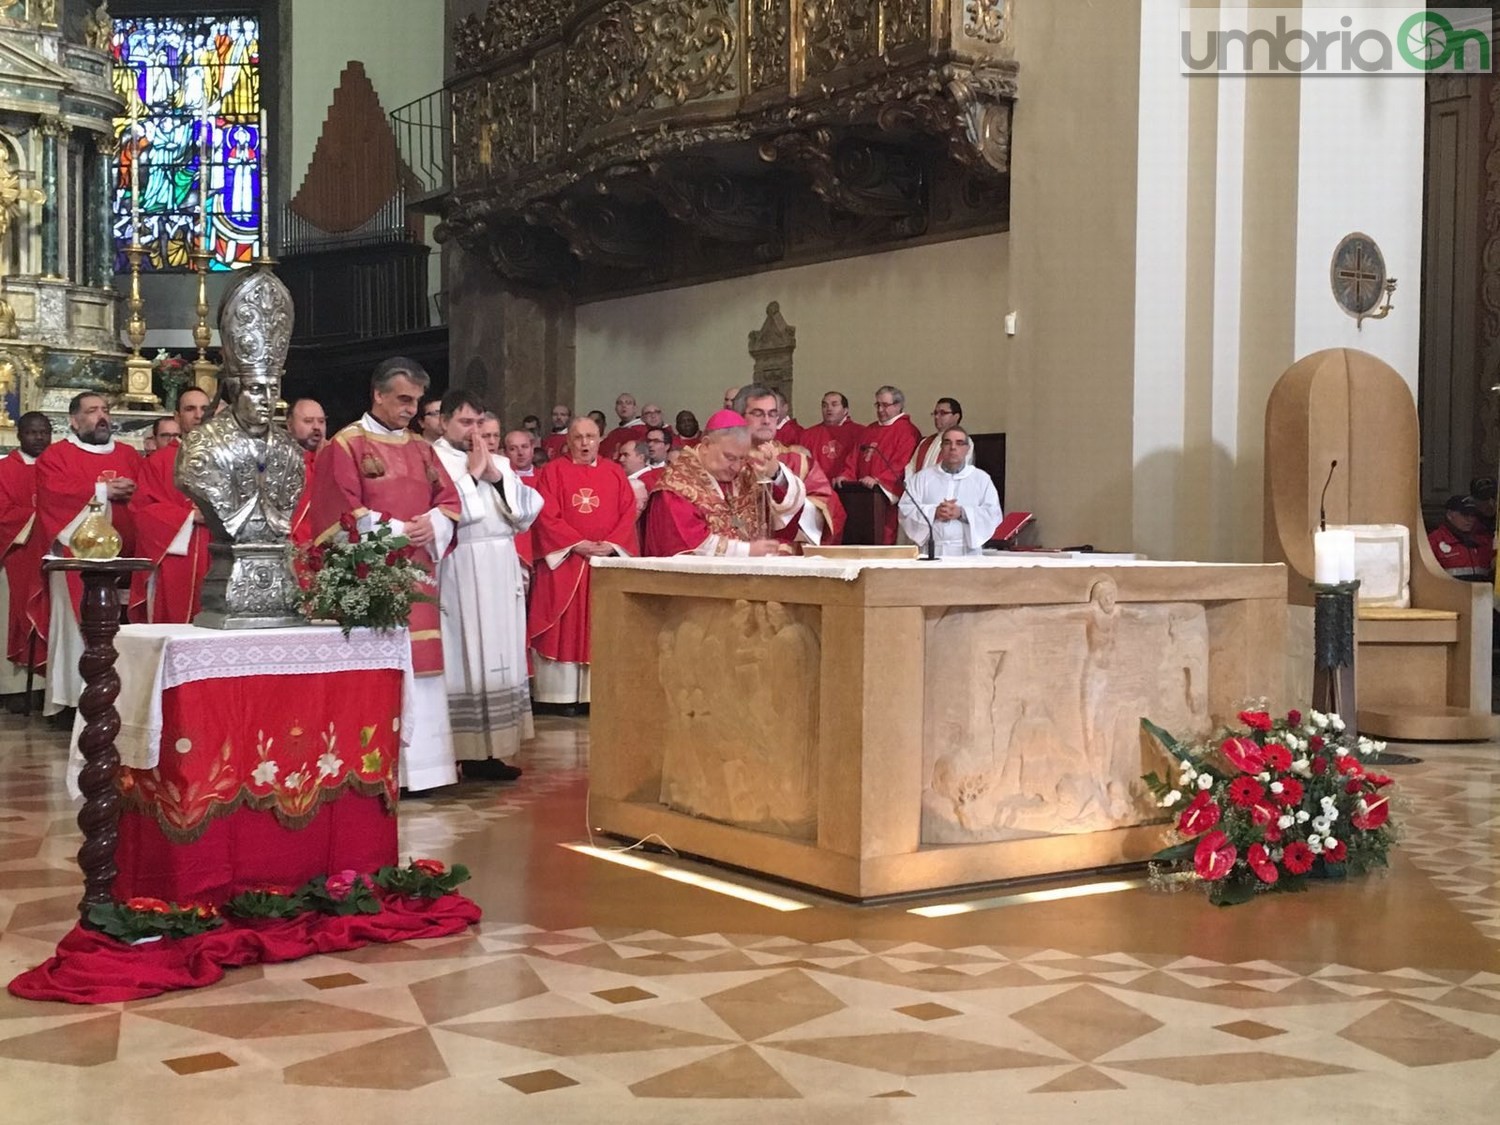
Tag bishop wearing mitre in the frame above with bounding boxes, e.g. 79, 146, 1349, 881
308, 357, 461, 792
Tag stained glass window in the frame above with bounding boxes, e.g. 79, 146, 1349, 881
111, 15, 262, 272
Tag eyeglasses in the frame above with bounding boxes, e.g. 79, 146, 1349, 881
875, 400, 897, 408
932, 409, 955, 417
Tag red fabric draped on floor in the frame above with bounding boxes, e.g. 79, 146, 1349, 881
7, 893, 482, 1005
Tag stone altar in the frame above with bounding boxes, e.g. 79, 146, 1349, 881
589, 555, 1287, 899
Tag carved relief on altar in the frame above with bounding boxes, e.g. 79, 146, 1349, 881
920, 581, 1211, 844
656, 598, 821, 839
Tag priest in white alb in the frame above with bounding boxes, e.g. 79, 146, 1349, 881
898, 427, 1002, 557
432, 390, 543, 781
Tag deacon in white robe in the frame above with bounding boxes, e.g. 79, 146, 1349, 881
899, 427, 1002, 558
434, 421, 543, 771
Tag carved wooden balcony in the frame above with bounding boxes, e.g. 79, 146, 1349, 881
438, 0, 1018, 296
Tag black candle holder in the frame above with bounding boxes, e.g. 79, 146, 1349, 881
1310, 579, 1359, 727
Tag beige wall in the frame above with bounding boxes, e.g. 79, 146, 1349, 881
574, 233, 1012, 436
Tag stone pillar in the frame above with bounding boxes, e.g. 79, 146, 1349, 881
91, 133, 114, 288
39, 119, 60, 277
446, 244, 575, 424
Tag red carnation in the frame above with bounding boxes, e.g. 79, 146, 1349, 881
1282, 841, 1315, 874
1271, 777, 1304, 807
1309, 735, 1326, 751
1325, 839, 1348, 863
1262, 743, 1292, 772
1351, 794, 1389, 831
124, 897, 171, 913
411, 859, 446, 876
1238, 710, 1273, 733
1228, 776, 1265, 809
1178, 792, 1221, 837
1286, 709, 1302, 726
1193, 831, 1237, 881
355, 562, 371, 580
385, 551, 399, 566
1335, 755, 1364, 777
1221, 736, 1266, 775
1247, 843, 1279, 885
1311, 757, 1328, 775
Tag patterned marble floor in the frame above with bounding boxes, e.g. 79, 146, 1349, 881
1, 713, 1498, 1124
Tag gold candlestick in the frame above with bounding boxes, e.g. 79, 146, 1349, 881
189, 247, 219, 400
121, 242, 160, 409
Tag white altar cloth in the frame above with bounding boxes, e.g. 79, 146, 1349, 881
592, 553, 1244, 582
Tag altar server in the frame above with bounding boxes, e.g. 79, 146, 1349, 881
433, 390, 541, 779
899, 427, 1002, 557
838, 384, 921, 544
34, 392, 141, 714
527, 416, 637, 709
309, 357, 462, 792
129, 387, 212, 623
643, 409, 801, 557
0, 412, 51, 698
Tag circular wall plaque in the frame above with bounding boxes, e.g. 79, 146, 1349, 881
1330, 233, 1387, 319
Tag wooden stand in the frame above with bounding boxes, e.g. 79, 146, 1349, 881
834, 482, 889, 546
43, 557, 152, 923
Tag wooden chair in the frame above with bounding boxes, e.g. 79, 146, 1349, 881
1263, 348, 1496, 741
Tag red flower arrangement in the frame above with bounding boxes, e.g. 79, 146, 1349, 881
294, 518, 433, 636
1142, 708, 1398, 906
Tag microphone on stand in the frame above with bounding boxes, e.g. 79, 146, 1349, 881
1319, 459, 1338, 532
861, 443, 937, 561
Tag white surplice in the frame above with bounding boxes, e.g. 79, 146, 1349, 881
899, 463, 1003, 557
434, 439, 543, 762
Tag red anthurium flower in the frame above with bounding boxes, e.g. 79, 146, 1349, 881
1325, 840, 1348, 863
1238, 710, 1273, 732
1221, 736, 1266, 774
1193, 831, 1237, 881
1247, 843, 1279, 885
1178, 793, 1221, 837
1271, 777, 1304, 807
1262, 743, 1292, 772
1351, 794, 1389, 831
1263, 820, 1283, 844
1249, 799, 1277, 827
1282, 841, 1315, 874
1335, 755, 1364, 777
1228, 776, 1265, 809
1367, 773, 1393, 788
411, 859, 446, 876
1286, 709, 1302, 726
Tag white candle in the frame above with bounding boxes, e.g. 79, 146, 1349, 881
128, 109, 140, 237
257, 109, 268, 255
1314, 530, 1342, 585
199, 81, 212, 256
1339, 531, 1358, 584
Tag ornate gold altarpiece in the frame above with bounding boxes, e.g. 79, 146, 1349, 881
440, 0, 1018, 296
587, 556, 1287, 900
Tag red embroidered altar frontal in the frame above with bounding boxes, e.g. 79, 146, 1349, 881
68, 624, 413, 903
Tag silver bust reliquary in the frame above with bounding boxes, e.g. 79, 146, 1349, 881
176, 265, 307, 628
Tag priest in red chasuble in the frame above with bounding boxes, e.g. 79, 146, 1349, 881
309, 358, 462, 792
129, 388, 212, 623
643, 409, 804, 557
286, 397, 327, 546
836, 384, 921, 544
0, 412, 52, 696
527, 417, 637, 708
801, 391, 862, 481
34, 392, 141, 714
734, 386, 844, 549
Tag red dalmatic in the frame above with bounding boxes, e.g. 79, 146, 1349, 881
527, 457, 637, 664
802, 418, 863, 481
0, 451, 45, 668
129, 444, 210, 623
